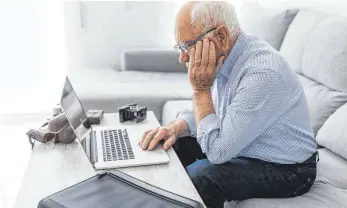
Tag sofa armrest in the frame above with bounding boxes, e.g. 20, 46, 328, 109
121, 49, 187, 73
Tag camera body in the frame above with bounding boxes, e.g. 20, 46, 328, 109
118, 104, 147, 123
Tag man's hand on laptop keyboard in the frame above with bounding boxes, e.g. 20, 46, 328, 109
139, 123, 179, 151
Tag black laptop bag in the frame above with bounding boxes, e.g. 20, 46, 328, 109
38, 170, 204, 208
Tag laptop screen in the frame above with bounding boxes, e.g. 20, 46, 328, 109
60, 77, 89, 132
60, 77, 94, 162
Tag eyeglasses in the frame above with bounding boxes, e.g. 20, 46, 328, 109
174, 27, 217, 53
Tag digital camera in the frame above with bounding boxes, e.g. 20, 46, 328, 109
118, 104, 147, 123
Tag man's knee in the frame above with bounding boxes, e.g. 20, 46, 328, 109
186, 159, 215, 187
186, 160, 225, 207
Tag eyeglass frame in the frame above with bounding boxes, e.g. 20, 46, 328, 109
174, 27, 217, 53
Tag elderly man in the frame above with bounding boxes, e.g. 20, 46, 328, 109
139, 1, 317, 207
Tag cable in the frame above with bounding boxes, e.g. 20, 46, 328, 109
47, 123, 70, 134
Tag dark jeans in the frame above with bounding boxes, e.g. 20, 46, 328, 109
173, 137, 317, 208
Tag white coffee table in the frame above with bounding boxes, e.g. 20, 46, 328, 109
14, 111, 205, 207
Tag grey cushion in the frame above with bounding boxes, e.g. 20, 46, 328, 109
301, 14, 347, 92
234, 183, 347, 208
280, 9, 347, 92
280, 9, 327, 73
121, 49, 187, 73
316, 148, 347, 190
67, 68, 192, 122
224, 201, 239, 208
317, 103, 347, 160
231, 148, 347, 208
162, 100, 193, 126
239, 1, 298, 50
297, 74, 347, 135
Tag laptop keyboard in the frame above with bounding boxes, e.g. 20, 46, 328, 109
101, 129, 135, 161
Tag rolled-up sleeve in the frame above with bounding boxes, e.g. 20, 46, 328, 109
176, 109, 197, 138
197, 70, 287, 164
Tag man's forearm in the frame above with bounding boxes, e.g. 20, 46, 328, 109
193, 90, 215, 125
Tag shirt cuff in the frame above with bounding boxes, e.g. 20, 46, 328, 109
176, 110, 197, 137
197, 113, 219, 152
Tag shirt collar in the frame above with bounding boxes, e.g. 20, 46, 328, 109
218, 30, 249, 78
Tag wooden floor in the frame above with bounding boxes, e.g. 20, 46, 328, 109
0, 113, 49, 208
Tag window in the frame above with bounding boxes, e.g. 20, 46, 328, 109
0, 0, 66, 115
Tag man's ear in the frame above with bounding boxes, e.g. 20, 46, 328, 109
216, 25, 229, 52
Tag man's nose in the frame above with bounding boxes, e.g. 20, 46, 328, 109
179, 51, 189, 64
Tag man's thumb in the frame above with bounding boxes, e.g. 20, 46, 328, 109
217, 55, 225, 69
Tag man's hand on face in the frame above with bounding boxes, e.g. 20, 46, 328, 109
139, 125, 178, 151
189, 38, 225, 91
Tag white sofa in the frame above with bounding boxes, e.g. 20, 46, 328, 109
70, 5, 347, 208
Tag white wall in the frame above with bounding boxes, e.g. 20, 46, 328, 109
64, 1, 175, 70
64, 2, 85, 72
0, 0, 41, 93
0, 0, 66, 115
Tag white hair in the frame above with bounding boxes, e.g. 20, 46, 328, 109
190, 1, 240, 37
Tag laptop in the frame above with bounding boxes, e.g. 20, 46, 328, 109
60, 77, 169, 170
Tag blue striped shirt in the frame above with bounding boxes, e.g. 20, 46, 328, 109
177, 31, 317, 164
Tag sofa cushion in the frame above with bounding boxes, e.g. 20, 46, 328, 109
162, 100, 193, 126
234, 183, 347, 208
67, 68, 192, 122
281, 9, 347, 92
280, 9, 327, 73
121, 49, 187, 73
239, 1, 298, 50
316, 148, 347, 189
317, 103, 347, 160
301, 13, 347, 92
297, 74, 347, 135
231, 148, 347, 208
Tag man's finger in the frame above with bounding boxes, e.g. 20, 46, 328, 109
195, 41, 203, 67
139, 129, 152, 145
201, 38, 210, 68
163, 135, 176, 151
141, 128, 158, 150
189, 47, 196, 68
189, 47, 196, 80
208, 41, 216, 67
148, 128, 167, 150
